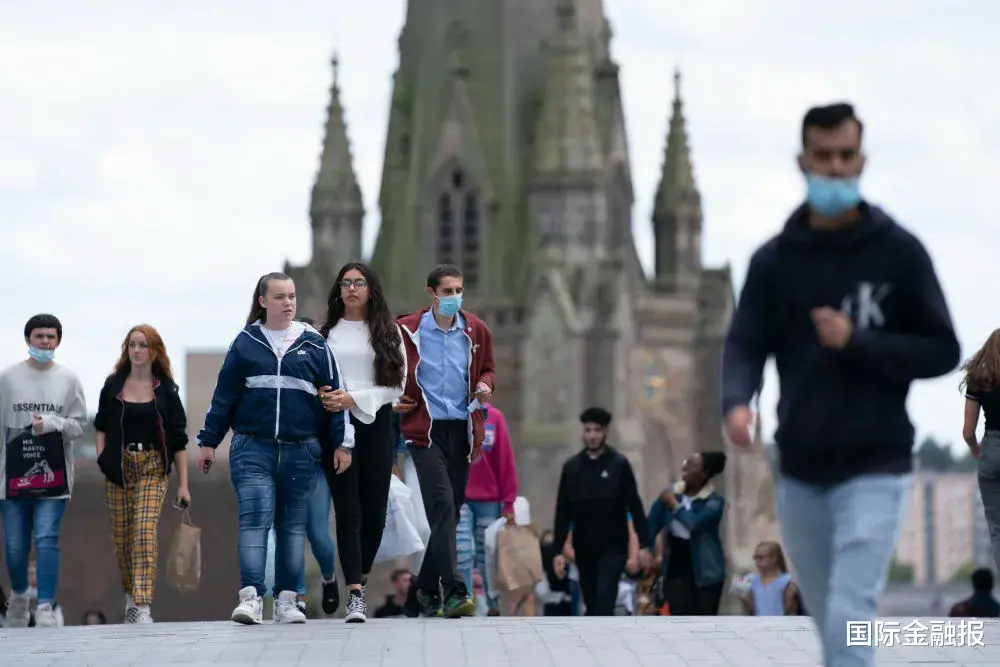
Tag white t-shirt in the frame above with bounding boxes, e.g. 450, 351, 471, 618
327, 320, 406, 424
669, 496, 694, 540
260, 321, 304, 357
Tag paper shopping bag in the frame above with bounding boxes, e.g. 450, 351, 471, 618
166, 509, 202, 593
494, 525, 543, 594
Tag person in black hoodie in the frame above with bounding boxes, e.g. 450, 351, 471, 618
721, 102, 960, 667
551, 407, 652, 616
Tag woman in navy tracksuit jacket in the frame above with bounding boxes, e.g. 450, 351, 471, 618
196, 272, 355, 626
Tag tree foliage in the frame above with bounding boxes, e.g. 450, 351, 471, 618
915, 437, 976, 473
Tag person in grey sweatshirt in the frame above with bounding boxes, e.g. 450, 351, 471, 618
0, 314, 87, 628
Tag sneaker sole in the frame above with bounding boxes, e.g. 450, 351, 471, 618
444, 601, 477, 618
274, 616, 307, 624
345, 612, 367, 623
231, 611, 263, 625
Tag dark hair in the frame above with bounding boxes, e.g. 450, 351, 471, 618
700, 451, 727, 479
82, 609, 107, 624
960, 329, 1000, 394
426, 264, 463, 292
24, 314, 62, 342
320, 262, 405, 389
801, 103, 864, 148
246, 272, 292, 326
579, 406, 612, 427
972, 567, 994, 592
391, 568, 411, 582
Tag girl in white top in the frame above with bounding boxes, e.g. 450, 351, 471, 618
319, 261, 406, 623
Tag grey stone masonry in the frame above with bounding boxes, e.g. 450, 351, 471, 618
2, 616, 998, 666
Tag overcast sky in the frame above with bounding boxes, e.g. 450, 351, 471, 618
1, 0, 995, 452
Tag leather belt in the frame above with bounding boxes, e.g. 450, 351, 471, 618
125, 442, 155, 453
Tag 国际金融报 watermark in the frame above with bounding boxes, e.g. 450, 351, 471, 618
846, 620, 985, 648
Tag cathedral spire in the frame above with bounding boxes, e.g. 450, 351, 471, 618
661, 69, 696, 196
311, 52, 363, 216
532, 0, 603, 176
653, 68, 702, 284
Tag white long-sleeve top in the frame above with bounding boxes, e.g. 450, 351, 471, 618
327, 320, 406, 424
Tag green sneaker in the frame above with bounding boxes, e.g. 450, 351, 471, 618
416, 590, 443, 618
443, 592, 476, 618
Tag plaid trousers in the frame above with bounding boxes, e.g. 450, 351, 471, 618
105, 449, 168, 606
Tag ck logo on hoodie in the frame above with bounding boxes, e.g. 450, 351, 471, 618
841, 282, 892, 331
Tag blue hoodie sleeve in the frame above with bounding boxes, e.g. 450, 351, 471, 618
841, 239, 960, 383
323, 343, 355, 450
197, 334, 245, 448
721, 247, 773, 416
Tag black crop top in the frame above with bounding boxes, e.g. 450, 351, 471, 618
122, 400, 160, 447
967, 387, 1000, 433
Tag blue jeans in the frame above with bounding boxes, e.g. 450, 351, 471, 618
777, 474, 910, 667
298, 471, 336, 595
1, 498, 67, 605
457, 501, 502, 611
229, 434, 319, 597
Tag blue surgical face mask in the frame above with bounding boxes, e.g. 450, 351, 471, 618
805, 173, 862, 217
28, 346, 55, 364
436, 294, 463, 317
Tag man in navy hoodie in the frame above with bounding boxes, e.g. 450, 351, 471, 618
721, 103, 959, 667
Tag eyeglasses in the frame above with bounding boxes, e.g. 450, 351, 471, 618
340, 279, 368, 290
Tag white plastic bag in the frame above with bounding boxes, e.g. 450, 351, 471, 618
264, 524, 276, 598
374, 475, 425, 563
402, 452, 431, 572
483, 517, 507, 599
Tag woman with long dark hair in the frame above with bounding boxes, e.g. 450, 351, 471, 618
94, 324, 190, 624
319, 261, 406, 623
961, 328, 1000, 570
196, 272, 354, 626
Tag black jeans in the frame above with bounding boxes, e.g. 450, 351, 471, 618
408, 419, 470, 598
327, 405, 395, 586
576, 550, 626, 616
663, 577, 724, 615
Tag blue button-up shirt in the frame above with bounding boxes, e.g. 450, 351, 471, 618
417, 310, 470, 420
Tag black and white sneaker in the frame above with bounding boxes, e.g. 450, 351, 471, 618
321, 577, 340, 616
344, 586, 367, 623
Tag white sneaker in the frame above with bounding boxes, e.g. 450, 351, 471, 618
231, 586, 263, 625
5, 592, 30, 628
273, 590, 306, 624
135, 605, 153, 624
344, 586, 367, 623
35, 602, 64, 627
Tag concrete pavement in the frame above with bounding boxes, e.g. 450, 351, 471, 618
2, 616, 998, 666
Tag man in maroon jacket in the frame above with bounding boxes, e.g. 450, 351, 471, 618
396, 264, 496, 618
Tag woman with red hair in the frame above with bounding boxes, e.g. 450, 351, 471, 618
94, 324, 190, 624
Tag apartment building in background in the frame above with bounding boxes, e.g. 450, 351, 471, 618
895, 473, 992, 585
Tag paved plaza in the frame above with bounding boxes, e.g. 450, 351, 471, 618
2, 616, 998, 666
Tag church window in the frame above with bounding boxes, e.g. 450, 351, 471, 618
437, 193, 454, 263
463, 191, 479, 285
435, 164, 482, 287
